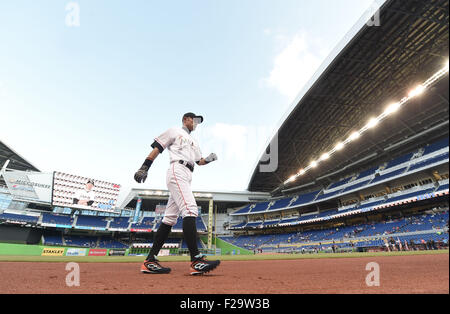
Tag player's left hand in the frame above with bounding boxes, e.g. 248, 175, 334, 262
134, 165, 149, 183
205, 153, 218, 163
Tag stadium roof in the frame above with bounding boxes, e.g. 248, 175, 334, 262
0, 140, 40, 172
248, 0, 449, 194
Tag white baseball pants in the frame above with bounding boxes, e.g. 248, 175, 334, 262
162, 162, 198, 226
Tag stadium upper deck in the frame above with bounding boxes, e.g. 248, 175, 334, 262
248, 0, 449, 194
0, 140, 39, 173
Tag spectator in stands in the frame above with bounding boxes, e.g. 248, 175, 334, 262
430, 239, 436, 250
384, 238, 390, 252
389, 237, 396, 251
398, 238, 403, 251
409, 239, 416, 251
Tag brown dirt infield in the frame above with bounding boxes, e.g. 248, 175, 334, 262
0, 253, 447, 294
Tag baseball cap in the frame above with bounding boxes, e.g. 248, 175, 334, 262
183, 112, 204, 124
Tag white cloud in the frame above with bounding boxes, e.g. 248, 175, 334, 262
195, 123, 271, 164
264, 31, 326, 102
192, 122, 274, 191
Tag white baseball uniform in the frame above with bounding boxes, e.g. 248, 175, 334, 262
153, 127, 202, 226
72, 188, 96, 207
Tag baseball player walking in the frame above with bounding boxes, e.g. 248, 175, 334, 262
134, 112, 220, 275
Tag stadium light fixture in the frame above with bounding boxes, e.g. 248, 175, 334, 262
287, 175, 297, 183
348, 131, 360, 142
366, 117, 379, 129
320, 153, 330, 161
408, 85, 426, 98
384, 102, 401, 115
284, 59, 449, 186
335, 142, 345, 151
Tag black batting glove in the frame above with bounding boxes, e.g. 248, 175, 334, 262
134, 159, 153, 183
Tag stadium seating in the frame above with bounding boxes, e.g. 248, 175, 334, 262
327, 176, 354, 190
109, 217, 130, 229
245, 221, 263, 229
370, 167, 408, 185
408, 152, 449, 172
358, 199, 386, 213
289, 190, 320, 207
385, 188, 436, 204
196, 216, 207, 232
171, 217, 184, 231
315, 189, 344, 201
230, 137, 449, 222
64, 235, 98, 248
75, 215, 108, 229
181, 239, 204, 249
341, 179, 371, 193
43, 234, 64, 246
232, 204, 253, 215
384, 152, 414, 170
42, 213, 73, 226
262, 219, 280, 227
249, 202, 270, 213
223, 211, 449, 252
356, 167, 379, 180
435, 183, 449, 193
131, 217, 155, 230
98, 237, 128, 249
278, 217, 300, 226
268, 197, 293, 211
422, 137, 449, 156
230, 221, 247, 229
0, 212, 39, 224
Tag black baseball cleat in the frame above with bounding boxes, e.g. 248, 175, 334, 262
190, 254, 221, 276
141, 257, 171, 274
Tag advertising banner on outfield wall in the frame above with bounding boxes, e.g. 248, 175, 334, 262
66, 248, 87, 256
88, 249, 107, 256
42, 248, 65, 256
109, 249, 126, 256
1, 170, 53, 204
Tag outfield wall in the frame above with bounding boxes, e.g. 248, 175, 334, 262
0, 243, 128, 257
201, 236, 253, 255
0, 225, 42, 244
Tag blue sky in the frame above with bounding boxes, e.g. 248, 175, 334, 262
0, 0, 376, 204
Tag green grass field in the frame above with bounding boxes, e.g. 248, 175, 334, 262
0, 249, 447, 263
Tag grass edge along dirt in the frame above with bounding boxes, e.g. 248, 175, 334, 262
0, 249, 447, 263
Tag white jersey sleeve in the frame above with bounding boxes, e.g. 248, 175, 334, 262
154, 128, 177, 151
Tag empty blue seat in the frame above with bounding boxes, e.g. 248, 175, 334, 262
269, 197, 292, 210
385, 153, 414, 169
422, 137, 449, 155
289, 190, 320, 207
371, 167, 407, 184
249, 202, 270, 213
356, 167, 379, 180
408, 152, 449, 172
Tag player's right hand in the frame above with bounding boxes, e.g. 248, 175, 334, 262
134, 165, 149, 183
